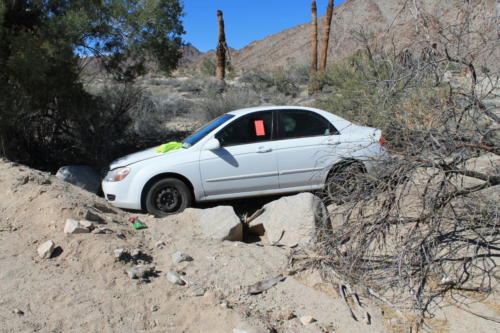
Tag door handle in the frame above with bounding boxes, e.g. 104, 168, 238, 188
257, 147, 272, 153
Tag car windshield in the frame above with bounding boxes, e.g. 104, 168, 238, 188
182, 114, 235, 148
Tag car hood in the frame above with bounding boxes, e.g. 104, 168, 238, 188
109, 146, 185, 170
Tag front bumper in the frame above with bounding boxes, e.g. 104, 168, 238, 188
102, 179, 142, 210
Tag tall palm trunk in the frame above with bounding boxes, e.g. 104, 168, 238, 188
311, 1, 318, 73
216, 10, 227, 81
319, 0, 334, 70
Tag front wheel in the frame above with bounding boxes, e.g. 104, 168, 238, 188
145, 178, 192, 217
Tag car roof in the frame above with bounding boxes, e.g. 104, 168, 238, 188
226, 106, 349, 124
227, 106, 317, 116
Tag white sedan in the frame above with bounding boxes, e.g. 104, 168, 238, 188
102, 106, 387, 216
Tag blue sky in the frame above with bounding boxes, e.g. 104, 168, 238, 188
182, 0, 346, 52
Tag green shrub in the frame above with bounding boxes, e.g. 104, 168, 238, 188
313, 51, 449, 145
200, 58, 216, 76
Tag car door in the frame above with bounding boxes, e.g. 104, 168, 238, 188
199, 111, 279, 198
274, 109, 340, 189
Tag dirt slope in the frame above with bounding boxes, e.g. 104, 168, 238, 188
0, 160, 263, 332
1, 158, 498, 332
0, 159, 386, 333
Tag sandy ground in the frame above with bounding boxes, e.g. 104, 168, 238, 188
0, 159, 498, 332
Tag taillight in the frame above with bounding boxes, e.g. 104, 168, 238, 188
379, 132, 385, 146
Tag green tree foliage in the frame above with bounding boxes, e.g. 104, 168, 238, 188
0, 0, 184, 168
200, 58, 216, 76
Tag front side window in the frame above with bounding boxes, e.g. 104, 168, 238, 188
277, 110, 337, 139
216, 111, 273, 146
183, 114, 235, 147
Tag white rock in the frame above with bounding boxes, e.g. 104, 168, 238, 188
439, 276, 455, 286
79, 220, 94, 228
233, 329, 251, 333
13, 308, 24, 315
37, 240, 55, 259
127, 265, 155, 279
189, 287, 206, 297
55, 165, 100, 193
131, 249, 141, 257
155, 240, 166, 248
92, 227, 112, 234
250, 193, 329, 247
64, 218, 90, 234
197, 206, 242, 241
166, 272, 186, 285
171, 251, 193, 264
299, 315, 316, 325
114, 248, 125, 258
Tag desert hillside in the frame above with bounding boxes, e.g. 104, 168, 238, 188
184, 0, 498, 71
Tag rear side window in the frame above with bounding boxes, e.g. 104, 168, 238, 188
216, 111, 273, 146
277, 110, 338, 139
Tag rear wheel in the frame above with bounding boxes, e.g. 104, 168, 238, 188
145, 178, 192, 217
324, 163, 364, 204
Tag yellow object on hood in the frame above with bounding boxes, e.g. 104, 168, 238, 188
155, 141, 183, 153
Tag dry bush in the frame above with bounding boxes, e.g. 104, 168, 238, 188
238, 66, 308, 97
195, 87, 261, 121
296, 2, 500, 327
193, 66, 311, 122
130, 90, 192, 134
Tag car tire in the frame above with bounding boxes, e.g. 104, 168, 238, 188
145, 178, 192, 217
324, 162, 364, 205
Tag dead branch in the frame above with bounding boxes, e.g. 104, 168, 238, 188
297, 2, 500, 327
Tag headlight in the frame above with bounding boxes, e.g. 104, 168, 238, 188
105, 167, 130, 182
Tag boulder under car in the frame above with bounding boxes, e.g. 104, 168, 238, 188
102, 106, 388, 216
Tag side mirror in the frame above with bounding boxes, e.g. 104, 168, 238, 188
204, 138, 221, 151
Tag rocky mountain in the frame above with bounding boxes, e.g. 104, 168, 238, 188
184, 0, 498, 71
178, 43, 204, 67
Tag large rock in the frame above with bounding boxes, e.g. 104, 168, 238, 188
56, 165, 100, 194
450, 153, 500, 188
250, 193, 329, 247
37, 240, 55, 259
64, 218, 90, 234
464, 153, 500, 174
197, 206, 243, 241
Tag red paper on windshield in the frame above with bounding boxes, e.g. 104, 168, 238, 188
254, 120, 265, 136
